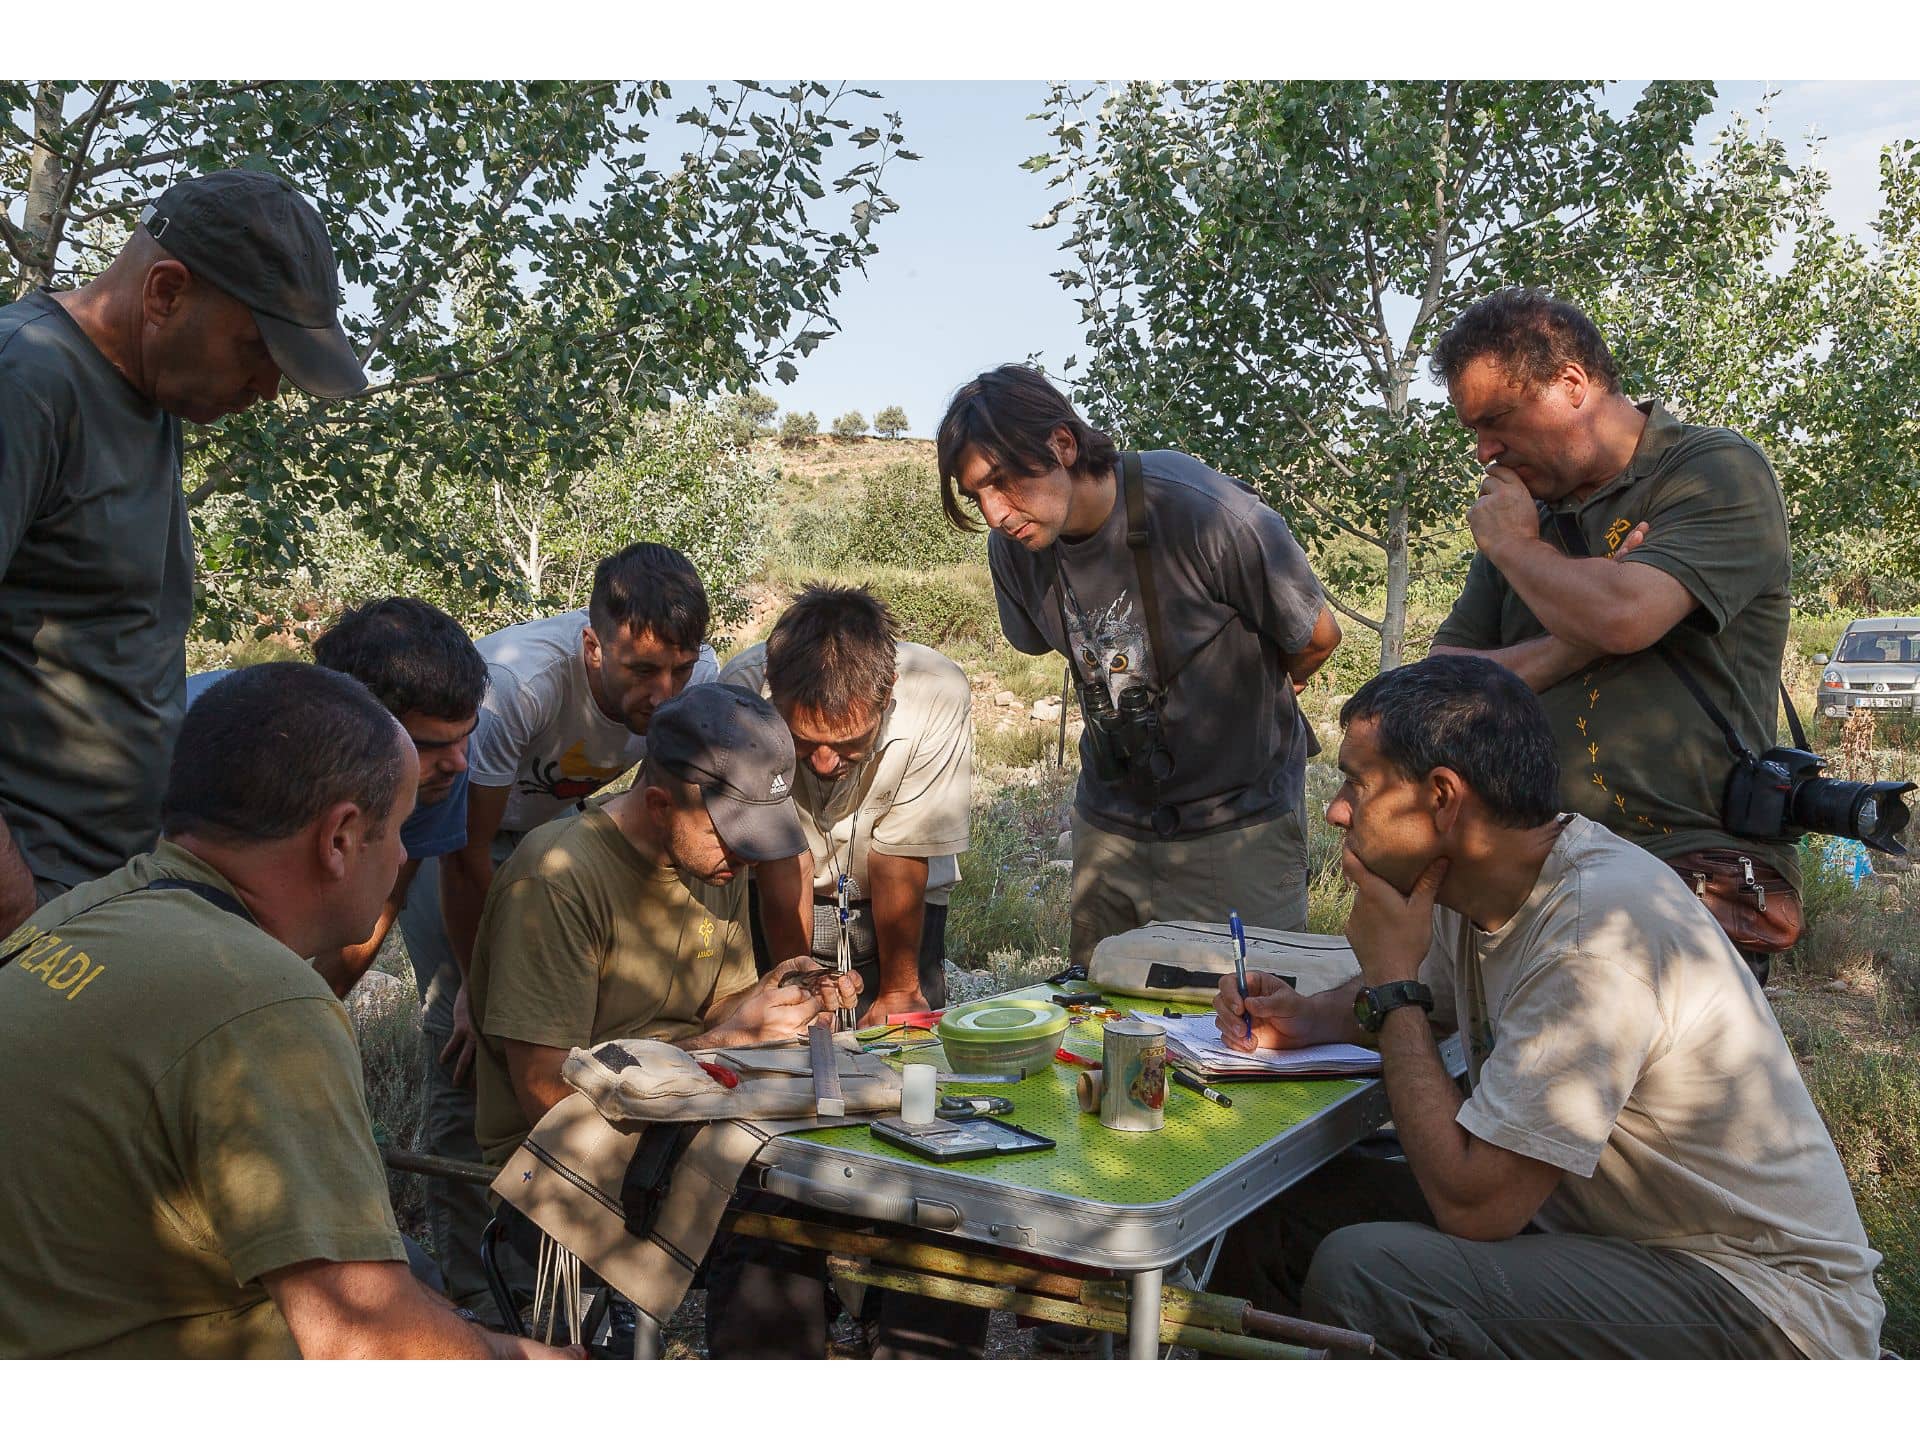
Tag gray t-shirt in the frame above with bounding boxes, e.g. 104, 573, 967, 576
0, 290, 191, 893
989, 450, 1325, 838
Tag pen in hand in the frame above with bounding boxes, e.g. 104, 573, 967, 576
1230, 908, 1251, 1039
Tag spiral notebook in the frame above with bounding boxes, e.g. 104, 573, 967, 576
1134, 1010, 1382, 1079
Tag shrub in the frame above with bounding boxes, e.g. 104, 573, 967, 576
860, 569, 999, 648
947, 769, 1074, 973
977, 721, 1058, 771
831, 411, 867, 441
836, 462, 985, 570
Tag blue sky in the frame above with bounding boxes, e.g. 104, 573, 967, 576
770, 80, 1920, 441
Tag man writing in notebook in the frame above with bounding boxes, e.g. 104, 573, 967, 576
1210, 655, 1881, 1359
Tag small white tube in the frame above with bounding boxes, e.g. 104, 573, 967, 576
901, 1063, 936, 1124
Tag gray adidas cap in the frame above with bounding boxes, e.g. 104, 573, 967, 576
647, 685, 805, 864
140, 170, 366, 399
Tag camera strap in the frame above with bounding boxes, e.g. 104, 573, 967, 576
1049, 451, 1175, 694
1545, 509, 1803, 764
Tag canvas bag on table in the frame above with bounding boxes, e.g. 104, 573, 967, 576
492, 1036, 902, 1326
1090, 919, 1360, 1001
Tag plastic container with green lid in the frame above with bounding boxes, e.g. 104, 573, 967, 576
936, 999, 1071, 1078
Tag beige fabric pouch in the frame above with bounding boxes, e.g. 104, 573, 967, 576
493, 1037, 903, 1325
1090, 921, 1360, 1000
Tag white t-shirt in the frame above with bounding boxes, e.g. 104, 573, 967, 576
468, 608, 718, 835
719, 640, 971, 905
1422, 815, 1884, 1359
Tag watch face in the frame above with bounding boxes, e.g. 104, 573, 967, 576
1353, 988, 1379, 1032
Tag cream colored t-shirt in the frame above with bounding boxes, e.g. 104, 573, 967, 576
1421, 815, 1883, 1359
719, 640, 972, 904
0, 844, 406, 1359
469, 804, 755, 1164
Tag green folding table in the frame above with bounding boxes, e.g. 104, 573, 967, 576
740, 984, 1430, 1359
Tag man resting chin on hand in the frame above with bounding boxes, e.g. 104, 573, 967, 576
1210, 655, 1883, 1361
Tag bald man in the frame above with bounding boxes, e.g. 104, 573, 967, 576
0, 170, 365, 933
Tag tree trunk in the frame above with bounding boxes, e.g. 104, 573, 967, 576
20, 83, 69, 294
1377, 500, 1410, 671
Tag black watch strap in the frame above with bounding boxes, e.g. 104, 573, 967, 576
1355, 980, 1435, 1033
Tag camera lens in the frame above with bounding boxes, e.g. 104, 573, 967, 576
1788, 776, 1917, 856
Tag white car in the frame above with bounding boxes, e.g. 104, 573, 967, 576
1818, 616, 1920, 719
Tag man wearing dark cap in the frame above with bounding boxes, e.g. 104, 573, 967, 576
0, 169, 366, 932
466, 683, 861, 1170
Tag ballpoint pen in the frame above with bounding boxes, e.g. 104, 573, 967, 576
1229, 908, 1251, 1038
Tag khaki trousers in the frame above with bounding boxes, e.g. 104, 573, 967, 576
1070, 805, 1310, 968
1213, 1148, 1803, 1359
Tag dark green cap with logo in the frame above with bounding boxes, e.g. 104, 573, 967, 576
648, 686, 806, 864
139, 169, 366, 399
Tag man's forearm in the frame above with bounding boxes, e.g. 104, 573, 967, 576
1429, 635, 1598, 694
866, 851, 930, 1000
755, 852, 814, 963
1376, 1005, 1515, 1240
1480, 537, 1654, 655
439, 849, 492, 978
0, 814, 39, 936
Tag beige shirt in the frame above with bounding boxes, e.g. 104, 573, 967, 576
469, 804, 755, 1165
1421, 816, 1882, 1358
0, 844, 405, 1358
719, 640, 972, 904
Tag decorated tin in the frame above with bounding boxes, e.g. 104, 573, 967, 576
1099, 1019, 1167, 1132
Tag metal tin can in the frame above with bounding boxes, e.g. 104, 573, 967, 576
1099, 1019, 1167, 1132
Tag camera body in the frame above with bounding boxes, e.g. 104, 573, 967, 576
1723, 745, 1916, 856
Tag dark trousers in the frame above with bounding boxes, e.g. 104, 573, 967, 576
1212, 1148, 1802, 1359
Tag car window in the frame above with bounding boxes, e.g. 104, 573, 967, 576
1836, 630, 1920, 663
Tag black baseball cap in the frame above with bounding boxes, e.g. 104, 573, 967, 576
647, 686, 806, 864
139, 170, 366, 399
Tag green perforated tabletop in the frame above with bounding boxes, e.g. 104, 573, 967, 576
788, 986, 1367, 1208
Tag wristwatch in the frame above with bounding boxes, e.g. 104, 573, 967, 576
1354, 980, 1434, 1034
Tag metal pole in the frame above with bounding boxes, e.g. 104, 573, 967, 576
1056, 663, 1070, 768
1127, 1266, 1164, 1360
381, 1146, 495, 1187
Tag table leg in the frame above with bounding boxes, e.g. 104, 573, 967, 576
1126, 1266, 1164, 1360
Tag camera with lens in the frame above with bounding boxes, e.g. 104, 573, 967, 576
1723, 746, 1916, 856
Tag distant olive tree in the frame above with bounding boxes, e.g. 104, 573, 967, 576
832, 410, 868, 440
874, 404, 910, 439
780, 410, 819, 445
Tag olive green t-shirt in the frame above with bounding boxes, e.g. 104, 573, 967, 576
469, 805, 755, 1165
1432, 403, 1799, 887
0, 843, 407, 1359
1420, 817, 1882, 1358
0, 291, 194, 894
